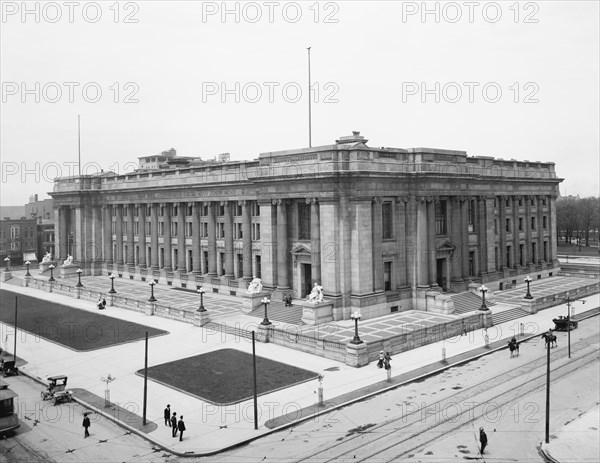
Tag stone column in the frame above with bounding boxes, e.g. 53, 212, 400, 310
416, 197, 428, 287
192, 202, 201, 273
163, 203, 172, 270
426, 198, 437, 287
350, 199, 373, 295
461, 198, 470, 280
372, 197, 383, 292
69, 206, 77, 260
525, 196, 532, 264
138, 204, 147, 268
477, 196, 487, 276
259, 200, 277, 288
549, 194, 558, 262
276, 199, 289, 290
319, 200, 340, 297
405, 196, 417, 295
450, 197, 463, 287
537, 196, 544, 262
498, 196, 506, 269
102, 205, 112, 265
396, 197, 408, 288
126, 204, 135, 266
513, 196, 521, 267
207, 201, 217, 276
177, 202, 186, 271
310, 198, 321, 285
150, 204, 159, 269
115, 205, 124, 265
224, 201, 234, 278
241, 200, 252, 281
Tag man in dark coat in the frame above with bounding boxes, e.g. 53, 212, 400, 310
171, 412, 178, 437
82, 415, 91, 438
479, 427, 488, 454
178, 416, 186, 441
164, 404, 171, 427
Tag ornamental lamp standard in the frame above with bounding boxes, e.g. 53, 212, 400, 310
4, 256, 10, 271
524, 276, 533, 299
197, 287, 206, 312
49, 264, 55, 282
108, 273, 116, 294
478, 285, 489, 311
76, 268, 83, 287
260, 296, 271, 326
148, 281, 157, 302
350, 311, 363, 344
25, 261, 31, 277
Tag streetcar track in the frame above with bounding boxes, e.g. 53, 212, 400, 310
294, 333, 599, 463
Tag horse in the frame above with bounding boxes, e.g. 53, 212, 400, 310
541, 331, 557, 348
508, 339, 520, 357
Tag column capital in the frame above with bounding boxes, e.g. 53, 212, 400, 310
203, 200, 211, 207
273, 198, 288, 206
305, 197, 319, 205
398, 195, 410, 203
238, 200, 247, 206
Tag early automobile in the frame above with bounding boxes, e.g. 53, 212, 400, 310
41, 375, 73, 405
1, 360, 18, 378
552, 315, 578, 331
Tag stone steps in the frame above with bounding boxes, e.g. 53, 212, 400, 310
248, 300, 304, 325
451, 291, 496, 314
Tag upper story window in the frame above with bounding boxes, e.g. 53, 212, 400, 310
298, 203, 311, 240
468, 200, 476, 233
435, 200, 447, 235
382, 202, 393, 239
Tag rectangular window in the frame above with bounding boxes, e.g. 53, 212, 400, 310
506, 219, 511, 232
134, 206, 139, 217
382, 202, 393, 240
112, 221, 116, 234
203, 251, 208, 274
202, 204, 208, 216
505, 198, 510, 207
252, 203, 260, 216
252, 223, 260, 240
146, 221, 151, 236
519, 244, 524, 266
217, 223, 225, 238
494, 219, 498, 235
435, 200, 447, 235
237, 253, 243, 277
186, 222, 192, 237
10, 226, 19, 239
160, 205, 164, 216
159, 222, 164, 236
218, 204, 225, 216
469, 251, 475, 276
506, 246, 511, 267
543, 241, 548, 261
518, 217, 523, 231
134, 221, 139, 235
494, 247, 499, 271
187, 204, 193, 216
543, 197, 547, 206
172, 222, 178, 236
468, 200, 475, 233
255, 255, 261, 278
543, 216, 547, 229
298, 203, 311, 240
235, 223, 243, 239
219, 252, 225, 276
532, 242, 537, 262
383, 261, 392, 291
531, 217, 535, 230
124, 222, 128, 234
518, 198, 523, 207
235, 204, 242, 216
530, 198, 535, 206
173, 205, 178, 216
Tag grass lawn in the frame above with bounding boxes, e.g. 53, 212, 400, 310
138, 348, 319, 405
557, 243, 600, 256
0, 289, 168, 351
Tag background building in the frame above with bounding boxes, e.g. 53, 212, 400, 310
49, 133, 562, 319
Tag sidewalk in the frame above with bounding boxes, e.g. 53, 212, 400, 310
1, 276, 598, 457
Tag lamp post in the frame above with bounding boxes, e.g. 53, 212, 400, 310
101, 373, 116, 408
49, 264, 55, 282
76, 268, 83, 287
260, 296, 271, 326
25, 261, 31, 277
197, 287, 206, 312
108, 273, 116, 294
524, 276, 533, 299
4, 257, 10, 271
478, 285, 489, 311
148, 281, 157, 302
350, 311, 363, 344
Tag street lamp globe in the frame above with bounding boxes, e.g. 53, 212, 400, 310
524, 276, 533, 299
197, 287, 206, 312
478, 285, 489, 311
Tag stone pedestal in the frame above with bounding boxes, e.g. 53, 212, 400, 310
242, 292, 265, 314
39, 261, 55, 274
145, 302, 155, 316
193, 310, 210, 327
256, 323, 273, 343
480, 309, 493, 328
59, 265, 79, 278
75, 287, 81, 299
301, 301, 334, 325
521, 298, 537, 314
23, 275, 31, 287
425, 292, 455, 314
345, 341, 369, 367
1, 271, 12, 282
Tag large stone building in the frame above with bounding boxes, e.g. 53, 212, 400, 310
49, 132, 562, 319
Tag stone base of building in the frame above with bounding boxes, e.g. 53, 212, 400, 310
301, 301, 334, 325
425, 291, 455, 314
1, 270, 12, 282
345, 341, 369, 367
59, 265, 79, 278
242, 292, 265, 314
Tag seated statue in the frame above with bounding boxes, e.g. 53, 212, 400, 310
246, 277, 263, 295
41, 252, 52, 263
306, 283, 324, 303
62, 255, 73, 267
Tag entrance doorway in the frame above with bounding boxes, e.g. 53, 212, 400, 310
302, 263, 312, 298
436, 258, 447, 291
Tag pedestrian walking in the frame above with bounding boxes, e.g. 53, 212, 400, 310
82, 414, 91, 438
164, 404, 171, 427
178, 416, 186, 441
102, 298, 107, 309
377, 351, 384, 368
383, 352, 392, 370
171, 412, 178, 437
479, 427, 488, 455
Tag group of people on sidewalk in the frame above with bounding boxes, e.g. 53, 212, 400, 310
164, 404, 186, 441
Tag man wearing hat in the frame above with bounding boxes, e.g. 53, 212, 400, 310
377, 351, 384, 368
479, 427, 488, 454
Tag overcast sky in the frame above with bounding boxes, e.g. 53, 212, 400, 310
1, 0, 598, 206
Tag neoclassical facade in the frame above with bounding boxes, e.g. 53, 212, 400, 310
50, 132, 562, 319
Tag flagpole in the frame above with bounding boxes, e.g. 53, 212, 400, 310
307, 47, 312, 148
78, 115, 81, 176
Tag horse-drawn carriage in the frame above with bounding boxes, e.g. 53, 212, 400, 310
41, 375, 73, 405
1, 360, 19, 377
552, 315, 578, 332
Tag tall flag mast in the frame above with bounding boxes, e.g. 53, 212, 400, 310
78, 115, 81, 176
307, 47, 312, 148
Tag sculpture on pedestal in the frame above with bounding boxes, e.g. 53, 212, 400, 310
246, 277, 263, 295
62, 255, 73, 267
41, 252, 52, 263
306, 283, 324, 303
